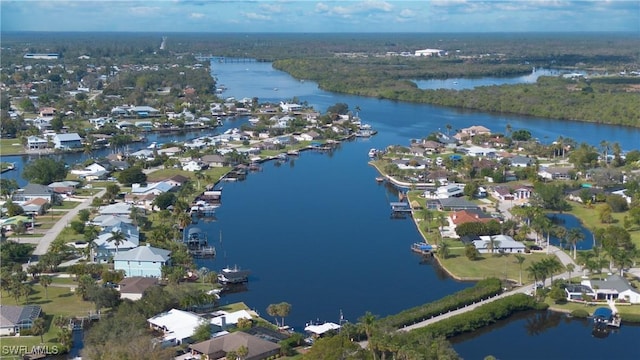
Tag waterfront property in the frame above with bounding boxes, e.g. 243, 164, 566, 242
188, 331, 281, 360
116, 277, 159, 301
113, 244, 171, 278
473, 235, 526, 254
0, 305, 42, 336
580, 274, 640, 304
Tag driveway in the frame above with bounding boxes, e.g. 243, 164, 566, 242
32, 189, 106, 257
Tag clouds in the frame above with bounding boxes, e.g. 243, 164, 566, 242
1, 0, 638, 33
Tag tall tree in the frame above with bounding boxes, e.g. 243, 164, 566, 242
22, 158, 68, 185
39, 275, 52, 299
514, 254, 526, 285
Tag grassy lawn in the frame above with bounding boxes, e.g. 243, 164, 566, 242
52, 201, 81, 210
146, 168, 195, 182
546, 298, 640, 317
0, 313, 63, 358
0, 138, 25, 154
568, 203, 640, 249
2, 284, 94, 316
437, 241, 553, 281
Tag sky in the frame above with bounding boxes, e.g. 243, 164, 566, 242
1, 0, 639, 33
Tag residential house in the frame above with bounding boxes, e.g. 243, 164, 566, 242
52, 133, 82, 150
91, 214, 133, 228
39, 107, 56, 117
157, 147, 182, 157
131, 182, 175, 196
124, 193, 157, 209
201, 154, 228, 168
460, 145, 498, 158
20, 198, 48, 215
188, 332, 281, 360
455, 125, 491, 140
0, 305, 42, 336
129, 105, 160, 117
580, 274, 640, 304
437, 198, 480, 211
148, 308, 204, 346
94, 223, 140, 262
183, 160, 206, 172
567, 187, 605, 203
538, 166, 573, 180
449, 209, 493, 231
26, 136, 48, 150
70, 162, 110, 180
433, 184, 464, 199
512, 186, 533, 201
279, 101, 302, 113
510, 155, 534, 168
117, 277, 158, 301
161, 174, 190, 188
99, 202, 132, 216
130, 149, 155, 160
421, 140, 443, 153
113, 244, 171, 278
473, 235, 526, 254
492, 186, 514, 201
12, 183, 55, 204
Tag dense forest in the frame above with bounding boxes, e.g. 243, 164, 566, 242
274, 57, 640, 126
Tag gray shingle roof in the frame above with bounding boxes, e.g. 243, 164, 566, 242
113, 245, 171, 262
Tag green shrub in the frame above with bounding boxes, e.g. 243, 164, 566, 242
409, 294, 538, 339
380, 278, 503, 329
620, 312, 640, 323
571, 309, 589, 318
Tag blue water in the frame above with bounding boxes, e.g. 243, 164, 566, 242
548, 213, 594, 250
451, 310, 640, 360
413, 68, 573, 90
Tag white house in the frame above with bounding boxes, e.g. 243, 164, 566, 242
147, 309, 204, 346
279, 101, 302, 113
26, 136, 48, 150
433, 184, 464, 199
581, 275, 640, 304
182, 160, 204, 172
116, 277, 158, 301
52, 133, 82, 150
473, 235, 526, 254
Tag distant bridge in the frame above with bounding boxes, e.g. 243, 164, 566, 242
194, 55, 258, 63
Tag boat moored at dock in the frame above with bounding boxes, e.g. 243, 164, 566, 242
218, 265, 251, 284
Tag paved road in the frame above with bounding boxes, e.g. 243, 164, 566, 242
32, 189, 105, 257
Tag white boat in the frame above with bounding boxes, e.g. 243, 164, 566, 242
218, 265, 251, 284
368, 148, 378, 158
248, 117, 260, 125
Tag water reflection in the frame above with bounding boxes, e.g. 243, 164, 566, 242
547, 213, 594, 250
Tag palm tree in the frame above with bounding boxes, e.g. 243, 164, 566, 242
514, 254, 526, 285
39, 275, 52, 299
266, 304, 280, 327
567, 228, 584, 260
420, 208, 433, 233
236, 345, 249, 360
526, 262, 543, 295
108, 230, 125, 253
438, 241, 450, 259
505, 123, 512, 138
541, 257, 562, 283
437, 213, 448, 233
566, 264, 575, 284
486, 236, 500, 255
600, 140, 610, 166
359, 311, 378, 360
31, 317, 46, 343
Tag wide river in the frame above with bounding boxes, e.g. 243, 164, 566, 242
4, 60, 639, 359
